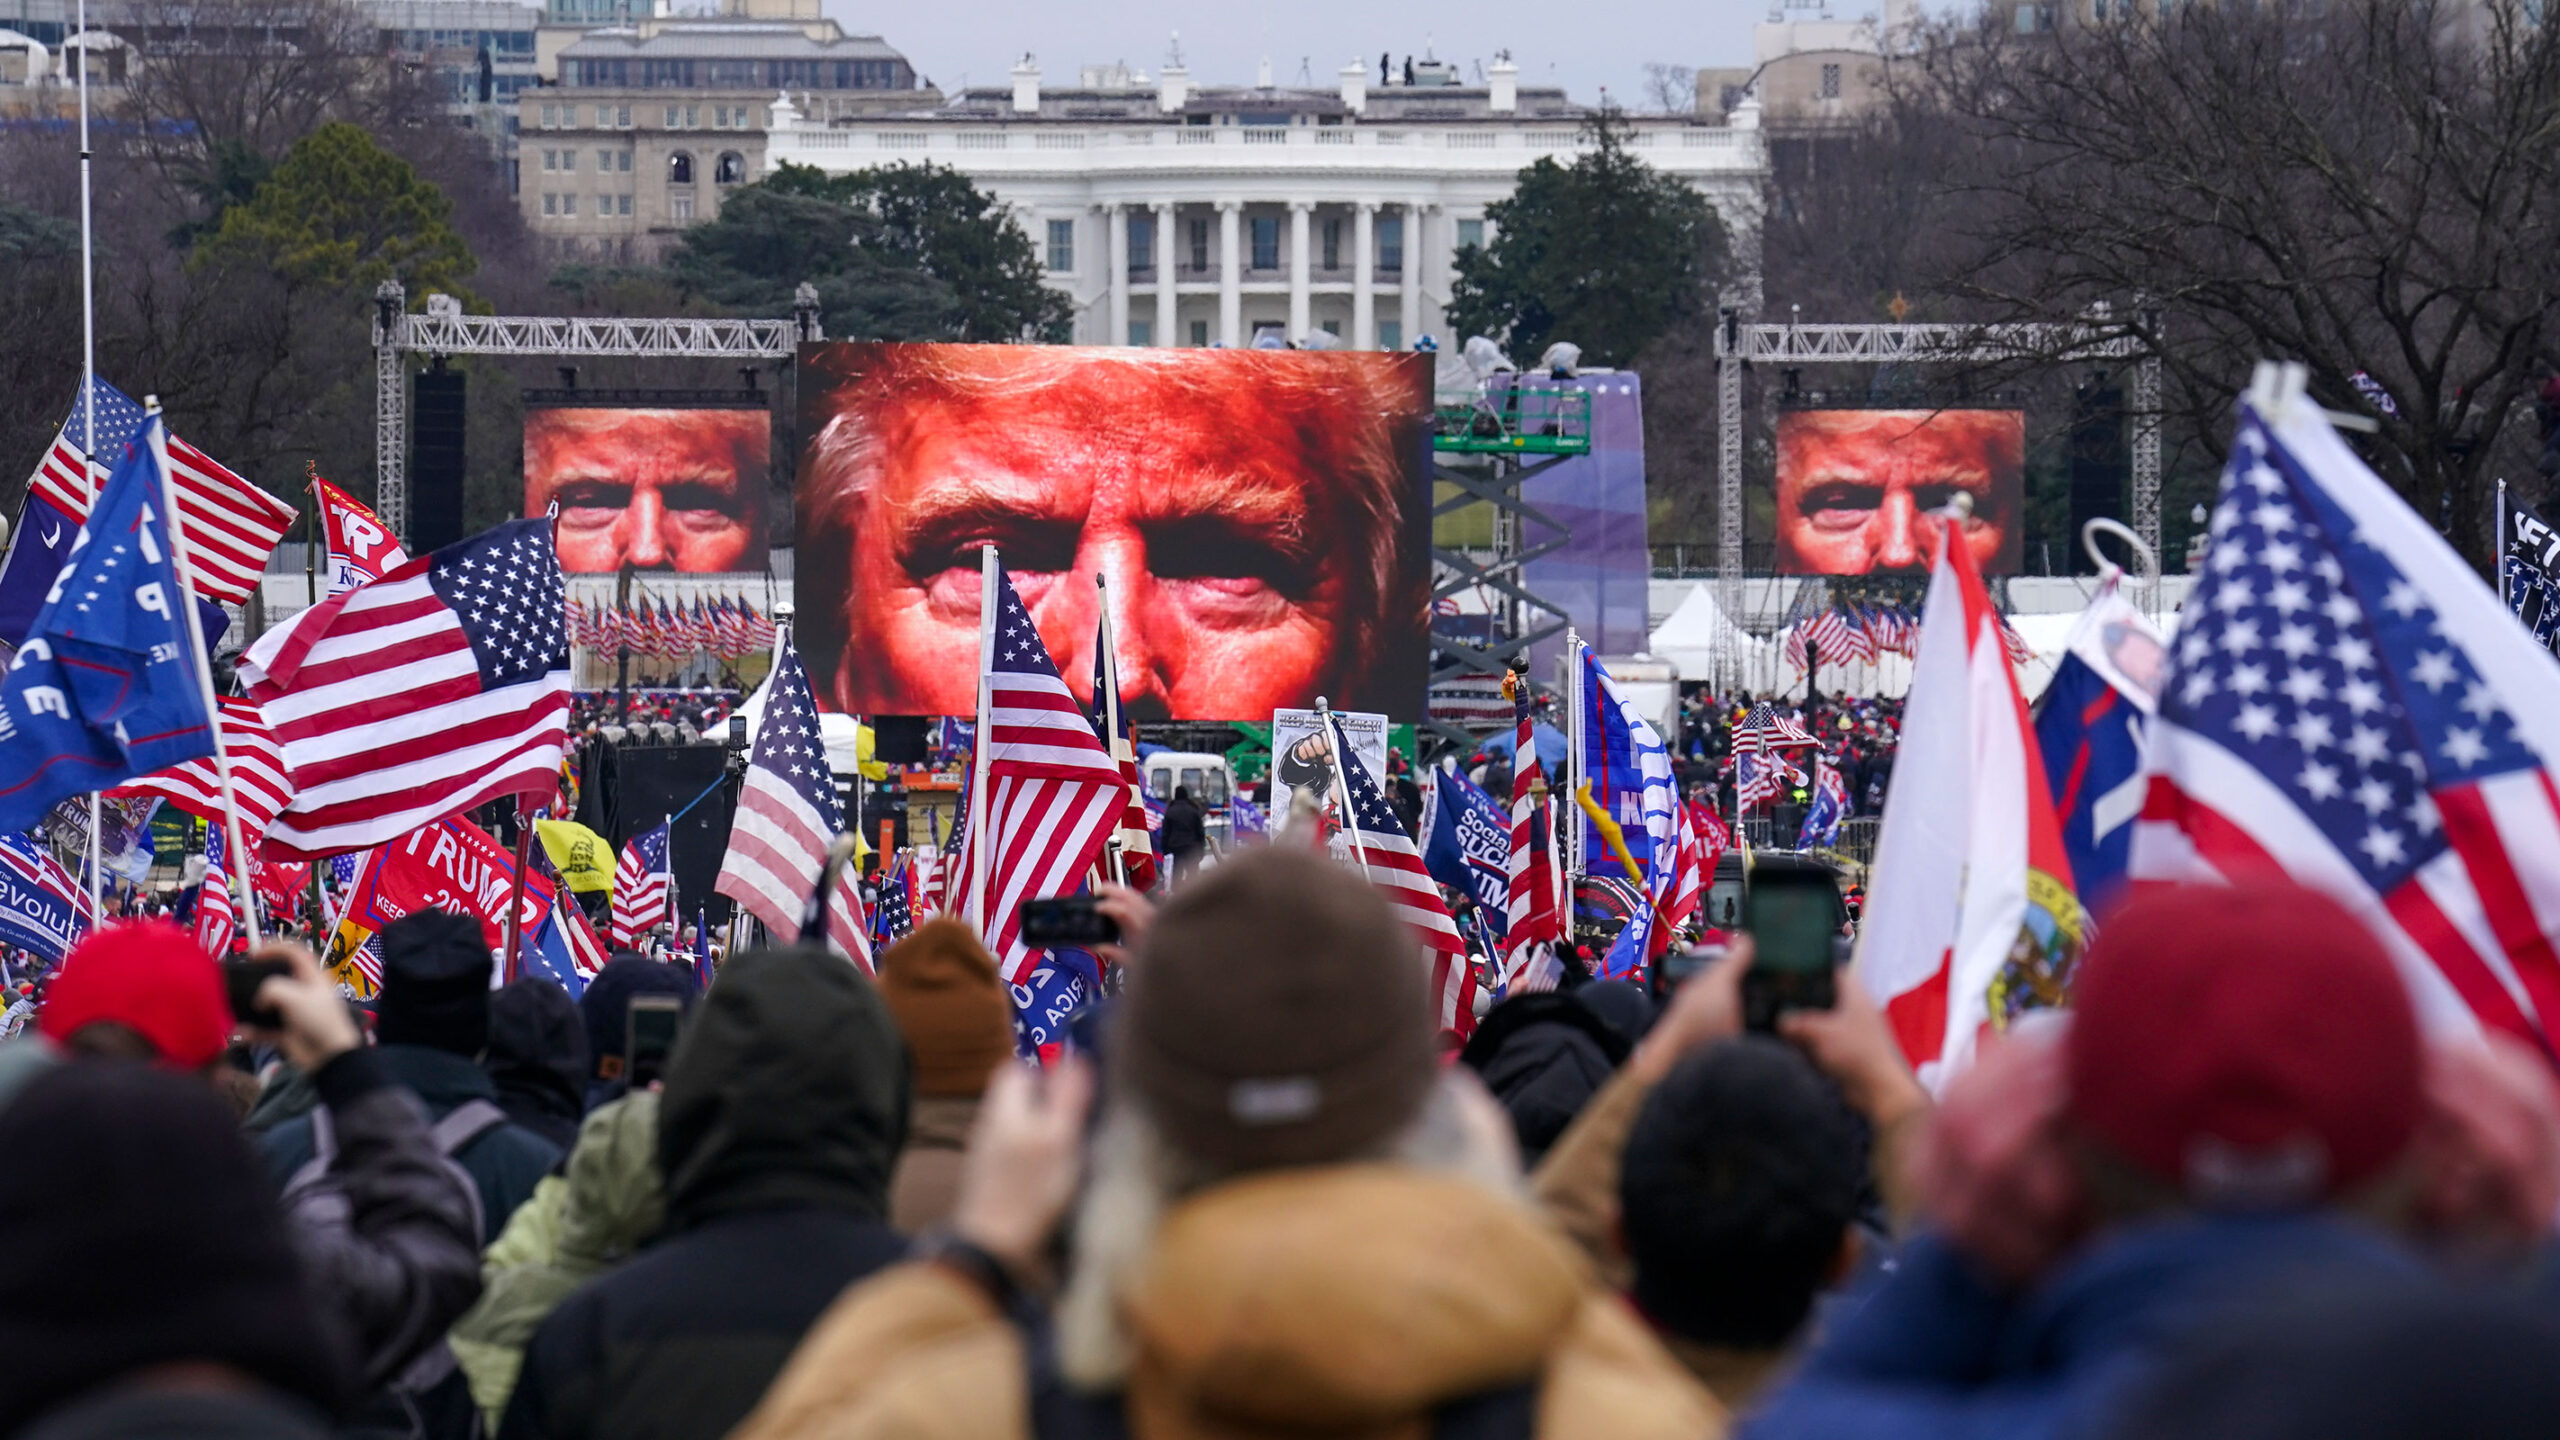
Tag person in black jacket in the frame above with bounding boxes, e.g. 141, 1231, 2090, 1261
498, 944, 911, 1440
1458, 988, 1636, 1166
486, 978, 590, 1152
1159, 787, 1206, 881
262, 912, 563, 1245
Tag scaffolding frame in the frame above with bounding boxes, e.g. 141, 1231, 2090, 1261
1710, 311, 2163, 688
1426, 450, 1579, 750
370, 280, 822, 545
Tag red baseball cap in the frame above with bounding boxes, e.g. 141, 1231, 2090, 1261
2067, 880, 2422, 1208
37, 921, 233, 1070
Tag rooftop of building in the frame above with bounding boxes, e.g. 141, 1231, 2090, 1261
558, 18, 907, 60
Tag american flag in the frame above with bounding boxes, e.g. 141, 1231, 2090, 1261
1658, 800, 1711, 950
713, 629, 870, 969
610, 819, 672, 947
1503, 674, 1563, 992
1734, 747, 1808, 811
952, 558, 1126, 983
195, 825, 237, 960
873, 858, 914, 945
1733, 702, 1822, 752
1804, 607, 1853, 669
1090, 614, 1158, 890
2132, 386, 2560, 1057
28, 380, 294, 606
237, 518, 572, 860
108, 697, 292, 852
1836, 605, 1880, 664
1328, 712, 1474, 1034
0, 832, 92, 958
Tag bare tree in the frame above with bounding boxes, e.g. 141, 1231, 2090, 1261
1642, 62, 1698, 115
1897, 0, 2560, 563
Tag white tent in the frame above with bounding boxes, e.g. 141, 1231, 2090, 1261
1646, 582, 1761, 681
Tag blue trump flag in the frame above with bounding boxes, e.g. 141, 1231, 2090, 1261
1423, 765, 1511, 937
0, 415, 216, 832
1012, 944, 1099, 1060
2031, 583, 2165, 915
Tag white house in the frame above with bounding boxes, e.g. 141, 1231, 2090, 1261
762, 54, 1767, 349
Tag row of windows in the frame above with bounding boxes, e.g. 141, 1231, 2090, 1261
539, 148, 636, 174
536, 103, 760, 130
394, 28, 535, 56
559, 57, 908, 90
1043, 213, 1468, 276
540, 193, 634, 217
532, 151, 748, 184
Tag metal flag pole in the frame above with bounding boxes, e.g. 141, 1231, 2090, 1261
966, 545, 997, 934
74, 0, 101, 918
144, 402, 261, 947
2497, 478, 2509, 590
1562, 627, 1584, 879
1095, 571, 1127, 886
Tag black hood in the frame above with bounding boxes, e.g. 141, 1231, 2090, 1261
487, 977, 591, 1149
657, 946, 910, 1228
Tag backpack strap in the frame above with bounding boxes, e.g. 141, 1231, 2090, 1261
430, 1098, 510, 1157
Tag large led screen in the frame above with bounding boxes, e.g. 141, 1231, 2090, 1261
795, 343, 1434, 722
523, 406, 771, 574
1773, 408, 2026, 575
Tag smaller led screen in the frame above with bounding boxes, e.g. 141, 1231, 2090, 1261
523, 406, 770, 574
1774, 408, 2026, 575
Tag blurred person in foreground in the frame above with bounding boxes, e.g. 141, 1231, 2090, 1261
0, 1063, 348, 1440
9, 927, 485, 1440
1527, 944, 1925, 1414
498, 945, 910, 1440
875, 919, 1017, 1232
730, 845, 1720, 1440
1743, 879, 2560, 1440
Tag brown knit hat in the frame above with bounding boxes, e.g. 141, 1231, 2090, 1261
877, 919, 1016, 1097
1115, 845, 1436, 1172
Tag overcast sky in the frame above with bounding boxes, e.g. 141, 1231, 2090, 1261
824, 0, 1889, 111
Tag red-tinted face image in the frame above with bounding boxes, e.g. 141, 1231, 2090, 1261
796, 345, 1432, 721
523, 408, 769, 573
1774, 409, 2025, 575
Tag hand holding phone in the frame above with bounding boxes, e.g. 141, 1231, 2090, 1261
626, 994, 684, 1089
1741, 864, 1847, 1032
1019, 896, 1121, 948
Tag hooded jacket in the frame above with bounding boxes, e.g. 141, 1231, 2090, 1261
729, 1165, 1724, 1440
1460, 994, 1633, 1167
497, 947, 911, 1440
453, 1091, 665, 1430
486, 979, 591, 1153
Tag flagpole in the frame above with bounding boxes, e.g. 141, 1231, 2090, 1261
2497, 478, 2509, 585
74, 0, 101, 919
1563, 628, 1584, 880
966, 545, 997, 935
1096, 571, 1127, 886
1316, 697, 1372, 878
142, 403, 261, 947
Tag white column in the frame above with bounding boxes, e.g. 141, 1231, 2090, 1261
1287, 200, 1313, 340
1217, 201, 1242, 347
1153, 200, 1177, 346
1105, 203, 1129, 346
1353, 202, 1376, 348
1399, 202, 1424, 348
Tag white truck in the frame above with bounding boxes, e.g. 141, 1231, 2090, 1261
1142, 751, 1235, 848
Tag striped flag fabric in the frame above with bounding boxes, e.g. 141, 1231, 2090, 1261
953, 557, 1128, 983
713, 628, 870, 969
1503, 673, 1563, 993
0, 833, 91, 961
24, 381, 294, 605
237, 518, 573, 860
195, 825, 238, 960
1090, 614, 1158, 890
610, 820, 673, 947
872, 858, 914, 946
2133, 380, 2560, 1062
108, 697, 292, 851
1733, 702, 1823, 752
1328, 711, 1473, 1034
1837, 605, 1880, 664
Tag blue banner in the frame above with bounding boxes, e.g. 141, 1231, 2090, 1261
1011, 945, 1099, 1060
1423, 767, 1511, 937
0, 834, 86, 961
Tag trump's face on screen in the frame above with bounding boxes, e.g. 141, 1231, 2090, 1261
1773, 409, 2024, 575
523, 408, 769, 574
795, 346, 1430, 721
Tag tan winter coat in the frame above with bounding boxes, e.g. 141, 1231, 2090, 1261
729, 1164, 1725, 1440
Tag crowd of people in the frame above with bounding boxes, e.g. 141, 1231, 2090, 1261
1675, 692, 1906, 820
5, 840, 2560, 1440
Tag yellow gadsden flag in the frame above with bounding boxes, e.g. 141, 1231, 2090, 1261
535, 819, 614, 894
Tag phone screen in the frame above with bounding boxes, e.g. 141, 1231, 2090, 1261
1746, 878, 1839, 974
626, 999, 683, 1087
